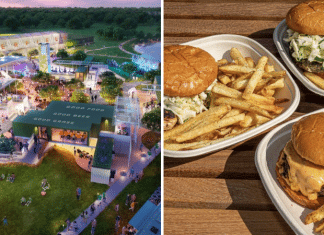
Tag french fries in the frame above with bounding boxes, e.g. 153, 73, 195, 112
175, 113, 245, 143
305, 204, 324, 233
164, 47, 289, 151
304, 72, 324, 89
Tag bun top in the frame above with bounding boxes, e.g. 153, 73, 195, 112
164, 45, 218, 97
291, 112, 324, 166
286, 1, 324, 35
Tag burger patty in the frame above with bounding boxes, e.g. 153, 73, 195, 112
280, 152, 290, 179
290, 48, 324, 73
280, 152, 324, 197
295, 59, 324, 73
164, 109, 177, 131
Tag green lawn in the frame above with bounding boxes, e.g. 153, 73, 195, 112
80, 154, 161, 235
0, 148, 108, 235
123, 40, 141, 55
94, 56, 132, 65
87, 47, 132, 58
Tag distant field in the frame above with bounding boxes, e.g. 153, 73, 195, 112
0, 23, 158, 65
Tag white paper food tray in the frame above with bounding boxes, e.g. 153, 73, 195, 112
255, 108, 324, 235
164, 34, 300, 158
274, 19, 324, 96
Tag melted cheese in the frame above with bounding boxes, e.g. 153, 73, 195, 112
283, 140, 324, 200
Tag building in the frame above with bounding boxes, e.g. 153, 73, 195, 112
129, 187, 161, 235
13, 62, 37, 77
12, 101, 115, 146
0, 31, 68, 56
39, 43, 51, 73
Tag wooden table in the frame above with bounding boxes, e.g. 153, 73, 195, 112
164, 0, 324, 234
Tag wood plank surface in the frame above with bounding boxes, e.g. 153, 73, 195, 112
164, 208, 295, 235
164, 177, 275, 210
164, 150, 258, 178
165, 2, 296, 20
164, 19, 280, 37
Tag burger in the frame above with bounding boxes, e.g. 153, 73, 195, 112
276, 113, 324, 210
164, 45, 218, 131
285, 1, 324, 74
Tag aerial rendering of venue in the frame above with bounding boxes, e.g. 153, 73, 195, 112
0, 6, 161, 235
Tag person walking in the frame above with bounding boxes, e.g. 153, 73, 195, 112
122, 226, 127, 235
129, 201, 137, 212
91, 96, 94, 103
94, 94, 97, 101
74, 147, 76, 156
129, 168, 135, 178
88, 158, 92, 170
90, 203, 96, 215
131, 194, 136, 203
33, 134, 37, 145
83, 211, 88, 224
41, 178, 47, 188
125, 194, 130, 206
2, 216, 8, 226
65, 218, 71, 231
115, 204, 119, 213
76, 187, 81, 200
115, 215, 121, 229
91, 219, 97, 235
89, 87, 92, 94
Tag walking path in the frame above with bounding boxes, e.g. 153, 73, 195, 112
59, 143, 160, 234
84, 46, 117, 53
118, 39, 137, 55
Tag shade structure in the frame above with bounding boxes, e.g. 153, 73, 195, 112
13, 101, 115, 132
129, 201, 161, 235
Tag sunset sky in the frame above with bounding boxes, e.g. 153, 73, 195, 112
0, 0, 161, 8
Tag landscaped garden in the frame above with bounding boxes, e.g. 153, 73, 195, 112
0, 147, 108, 235
80, 154, 161, 235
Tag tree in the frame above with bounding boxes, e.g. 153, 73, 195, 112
0, 136, 16, 154
120, 18, 138, 30
141, 107, 161, 132
56, 18, 66, 27
56, 49, 68, 59
96, 29, 104, 37
28, 49, 39, 58
113, 27, 125, 41
123, 63, 138, 74
32, 71, 51, 83
10, 52, 23, 56
39, 85, 62, 101
38, 20, 53, 29
6, 81, 23, 93
66, 16, 83, 29
4, 16, 19, 31
113, 14, 125, 25
136, 30, 145, 40
73, 50, 87, 61
100, 71, 123, 88
65, 78, 84, 90
83, 19, 92, 28
100, 85, 122, 102
70, 90, 89, 103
